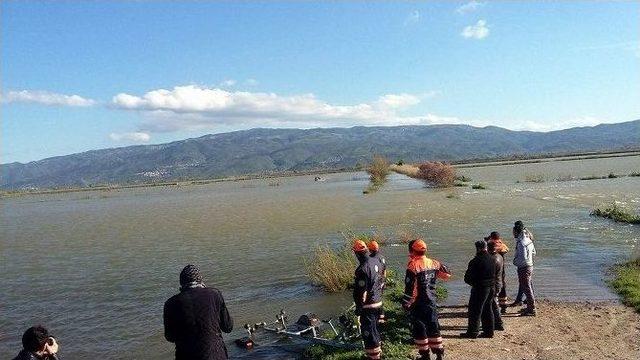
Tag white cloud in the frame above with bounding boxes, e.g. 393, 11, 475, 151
516, 117, 607, 132
219, 79, 237, 87
245, 78, 259, 86
1, 90, 95, 107
111, 85, 451, 132
456, 1, 486, 14
404, 10, 421, 26
461, 20, 490, 39
109, 132, 151, 142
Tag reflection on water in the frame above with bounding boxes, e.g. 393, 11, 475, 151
1, 155, 639, 358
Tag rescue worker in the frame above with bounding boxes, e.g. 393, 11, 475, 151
461, 241, 500, 338
487, 241, 505, 331
368, 240, 387, 324
484, 231, 509, 314
164, 264, 234, 360
402, 239, 451, 360
352, 240, 384, 360
513, 221, 537, 316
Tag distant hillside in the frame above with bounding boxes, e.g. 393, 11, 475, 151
2, 120, 639, 189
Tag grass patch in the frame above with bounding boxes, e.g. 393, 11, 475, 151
629, 172, 640, 177
455, 175, 472, 182
524, 174, 545, 183
591, 203, 640, 224
302, 274, 448, 360
608, 172, 619, 179
580, 175, 605, 180
445, 192, 460, 199
471, 183, 487, 190
609, 258, 640, 313
304, 243, 357, 292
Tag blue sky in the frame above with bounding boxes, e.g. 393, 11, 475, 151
2, 1, 639, 163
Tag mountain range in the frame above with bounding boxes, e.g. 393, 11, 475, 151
2, 120, 639, 189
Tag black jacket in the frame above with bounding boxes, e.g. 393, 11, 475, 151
353, 256, 383, 310
464, 252, 499, 288
164, 287, 233, 360
12, 350, 56, 360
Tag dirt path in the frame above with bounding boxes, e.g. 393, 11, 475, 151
438, 300, 640, 360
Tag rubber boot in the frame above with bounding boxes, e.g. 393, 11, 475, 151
433, 348, 444, 360
417, 350, 430, 360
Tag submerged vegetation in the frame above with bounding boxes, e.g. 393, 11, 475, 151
591, 203, 640, 224
609, 258, 640, 313
364, 155, 390, 193
417, 161, 456, 188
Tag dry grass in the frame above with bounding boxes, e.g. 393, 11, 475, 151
304, 243, 357, 292
367, 155, 390, 184
390, 163, 420, 178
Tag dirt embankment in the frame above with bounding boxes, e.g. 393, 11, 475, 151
438, 300, 640, 360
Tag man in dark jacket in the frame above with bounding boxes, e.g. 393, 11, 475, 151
368, 240, 387, 324
487, 241, 504, 331
353, 240, 384, 360
460, 241, 500, 338
12, 326, 59, 360
164, 264, 234, 360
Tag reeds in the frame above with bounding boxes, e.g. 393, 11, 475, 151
416, 161, 456, 187
591, 203, 640, 224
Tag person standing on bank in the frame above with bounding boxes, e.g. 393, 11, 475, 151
484, 231, 509, 314
164, 264, 234, 360
352, 240, 384, 360
403, 239, 451, 360
12, 326, 60, 360
513, 221, 537, 316
487, 241, 505, 331
461, 241, 500, 338
368, 240, 387, 324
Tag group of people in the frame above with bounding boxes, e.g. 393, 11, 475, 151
350, 220, 537, 360
12, 221, 536, 360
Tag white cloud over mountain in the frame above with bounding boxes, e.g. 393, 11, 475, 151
1, 90, 95, 107
109, 132, 151, 142
112, 85, 451, 132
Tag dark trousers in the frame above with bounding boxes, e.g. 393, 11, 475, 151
491, 296, 503, 328
467, 286, 495, 335
360, 307, 382, 359
410, 304, 444, 356
517, 266, 535, 310
497, 281, 508, 309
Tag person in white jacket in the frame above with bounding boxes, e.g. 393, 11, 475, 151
513, 221, 537, 316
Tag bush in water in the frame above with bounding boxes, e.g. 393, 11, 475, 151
417, 161, 456, 188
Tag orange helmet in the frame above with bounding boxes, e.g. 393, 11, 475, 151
367, 240, 379, 252
352, 240, 367, 253
411, 239, 427, 253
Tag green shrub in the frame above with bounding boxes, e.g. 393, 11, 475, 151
591, 203, 640, 224
629, 172, 640, 177
580, 175, 604, 180
367, 155, 390, 185
455, 175, 471, 182
608, 173, 619, 179
304, 244, 357, 292
609, 259, 640, 313
471, 184, 487, 190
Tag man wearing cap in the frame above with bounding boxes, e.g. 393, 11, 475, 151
461, 241, 500, 338
484, 231, 509, 314
352, 240, 384, 360
163, 264, 234, 360
368, 240, 387, 324
402, 239, 451, 360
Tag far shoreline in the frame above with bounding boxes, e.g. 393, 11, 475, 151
2, 148, 639, 198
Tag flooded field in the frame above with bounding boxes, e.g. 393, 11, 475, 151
1, 155, 639, 359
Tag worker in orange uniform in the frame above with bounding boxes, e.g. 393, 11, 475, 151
368, 240, 387, 324
402, 239, 451, 360
352, 240, 384, 360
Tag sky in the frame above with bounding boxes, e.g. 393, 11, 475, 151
1, 1, 639, 164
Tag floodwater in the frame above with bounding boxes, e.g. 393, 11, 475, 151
1, 155, 639, 359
